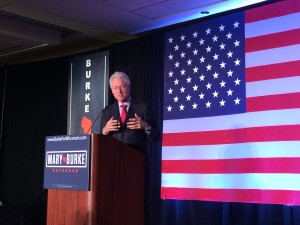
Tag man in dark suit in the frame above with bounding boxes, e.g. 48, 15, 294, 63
100, 71, 159, 152
100, 71, 159, 225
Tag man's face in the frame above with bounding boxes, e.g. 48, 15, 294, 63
110, 77, 130, 103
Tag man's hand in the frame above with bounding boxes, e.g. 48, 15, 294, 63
102, 117, 120, 134
127, 113, 148, 130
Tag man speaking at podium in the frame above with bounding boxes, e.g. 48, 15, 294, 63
100, 71, 159, 152
100, 71, 159, 225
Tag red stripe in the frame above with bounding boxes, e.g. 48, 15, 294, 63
161, 187, 300, 205
246, 60, 300, 82
162, 158, 300, 174
245, 29, 300, 52
247, 93, 300, 112
162, 125, 300, 146
245, 0, 300, 23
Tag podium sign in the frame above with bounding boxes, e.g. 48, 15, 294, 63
46, 135, 145, 225
43, 135, 90, 190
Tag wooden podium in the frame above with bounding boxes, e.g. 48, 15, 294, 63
46, 134, 145, 225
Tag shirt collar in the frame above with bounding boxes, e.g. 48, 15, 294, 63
118, 97, 131, 107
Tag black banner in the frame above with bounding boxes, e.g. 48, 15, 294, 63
68, 51, 109, 134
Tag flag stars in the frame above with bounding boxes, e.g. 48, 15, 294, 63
206, 101, 211, 108
226, 32, 232, 39
234, 78, 241, 85
213, 53, 219, 60
206, 82, 212, 89
193, 84, 199, 91
234, 40, 240, 47
234, 59, 241, 66
206, 64, 212, 71
165, 19, 246, 115
212, 90, 219, 98
227, 70, 233, 77
233, 21, 240, 28
220, 80, 226, 87
193, 49, 198, 55
227, 89, 233, 96
199, 74, 205, 81
220, 43, 226, 50
206, 46, 212, 52
213, 72, 219, 79
219, 24, 225, 31
234, 97, 241, 105
220, 61, 226, 68
219, 99, 226, 106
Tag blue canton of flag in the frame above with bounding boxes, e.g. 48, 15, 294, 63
164, 12, 246, 120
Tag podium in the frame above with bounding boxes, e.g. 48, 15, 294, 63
45, 134, 145, 225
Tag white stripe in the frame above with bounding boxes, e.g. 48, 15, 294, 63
161, 173, 300, 190
246, 76, 300, 97
162, 141, 300, 160
163, 108, 300, 133
246, 44, 300, 68
245, 12, 300, 38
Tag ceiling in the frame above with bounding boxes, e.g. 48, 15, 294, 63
0, 0, 276, 66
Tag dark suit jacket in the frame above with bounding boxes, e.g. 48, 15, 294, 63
100, 100, 159, 152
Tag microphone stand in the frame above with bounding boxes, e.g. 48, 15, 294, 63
85, 110, 103, 134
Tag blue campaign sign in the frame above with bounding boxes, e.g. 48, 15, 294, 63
43, 134, 90, 190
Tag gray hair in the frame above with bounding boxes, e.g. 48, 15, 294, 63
109, 71, 131, 87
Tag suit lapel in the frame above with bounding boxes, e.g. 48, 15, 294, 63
111, 102, 120, 121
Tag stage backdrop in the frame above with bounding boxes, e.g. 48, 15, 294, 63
162, 0, 300, 205
68, 51, 109, 135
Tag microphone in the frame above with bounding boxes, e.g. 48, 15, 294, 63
85, 109, 103, 134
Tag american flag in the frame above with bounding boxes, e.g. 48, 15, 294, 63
161, 0, 300, 205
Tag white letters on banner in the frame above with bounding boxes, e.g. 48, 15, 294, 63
85, 59, 91, 112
